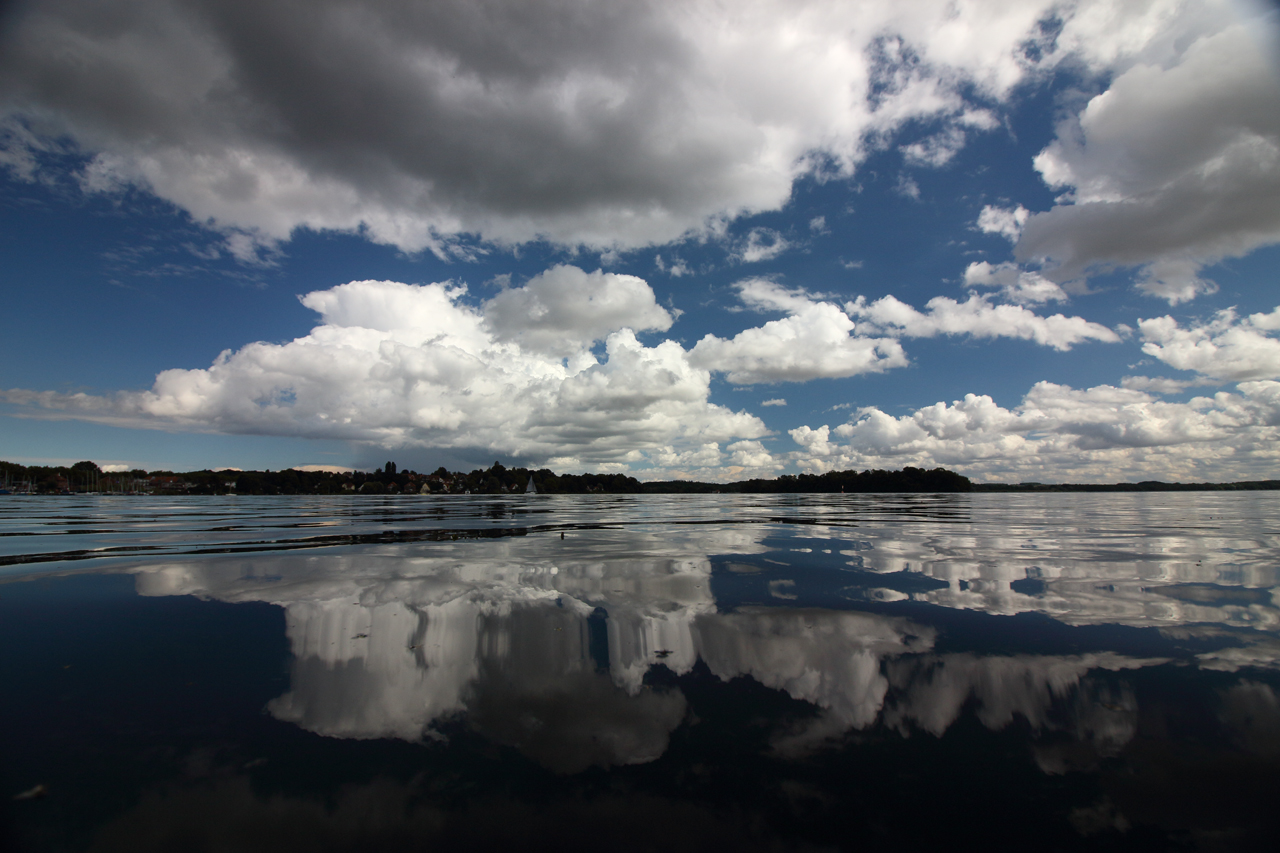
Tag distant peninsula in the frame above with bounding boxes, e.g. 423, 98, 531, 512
2, 459, 1277, 495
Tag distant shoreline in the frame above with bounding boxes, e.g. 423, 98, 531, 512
3, 458, 1277, 495
969, 480, 1280, 492
641, 478, 1280, 493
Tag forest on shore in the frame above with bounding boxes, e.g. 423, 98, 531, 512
2, 459, 1275, 495
1, 460, 969, 494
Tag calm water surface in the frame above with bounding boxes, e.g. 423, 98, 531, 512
2, 493, 1279, 851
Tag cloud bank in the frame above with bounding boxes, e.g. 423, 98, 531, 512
3, 266, 1134, 476
2, 261, 1276, 481
790, 378, 1280, 483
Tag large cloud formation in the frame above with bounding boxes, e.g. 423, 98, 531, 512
2, 267, 1124, 475
2, 0, 1266, 259
4, 267, 762, 470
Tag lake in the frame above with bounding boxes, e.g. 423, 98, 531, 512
3, 492, 1279, 851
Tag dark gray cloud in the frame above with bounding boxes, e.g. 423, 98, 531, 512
0, 0, 776, 252
0, 0, 1100, 254
1014, 18, 1280, 303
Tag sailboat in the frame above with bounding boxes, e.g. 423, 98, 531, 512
525, 476, 537, 494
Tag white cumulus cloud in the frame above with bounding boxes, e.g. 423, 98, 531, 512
790, 379, 1280, 483
690, 279, 1119, 385
1139, 306, 1280, 382
976, 205, 1031, 243
2, 268, 766, 467
847, 293, 1119, 350
690, 283, 908, 384
483, 265, 673, 357
963, 261, 1068, 305
901, 125, 969, 168
734, 228, 791, 263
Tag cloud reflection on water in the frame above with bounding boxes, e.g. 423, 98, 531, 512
120, 501, 1273, 773
7, 493, 1279, 850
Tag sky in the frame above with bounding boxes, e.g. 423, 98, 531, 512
1, 0, 1279, 483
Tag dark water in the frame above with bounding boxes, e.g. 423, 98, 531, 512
2, 493, 1279, 852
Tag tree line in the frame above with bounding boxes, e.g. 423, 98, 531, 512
10, 458, 1272, 495
1, 459, 974, 495
0, 459, 645, 495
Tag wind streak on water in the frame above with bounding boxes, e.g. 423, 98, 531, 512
2, 493, 962, 567
2, 494, 1277, 625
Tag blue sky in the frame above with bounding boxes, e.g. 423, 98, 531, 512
2, 0, 1279, 482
